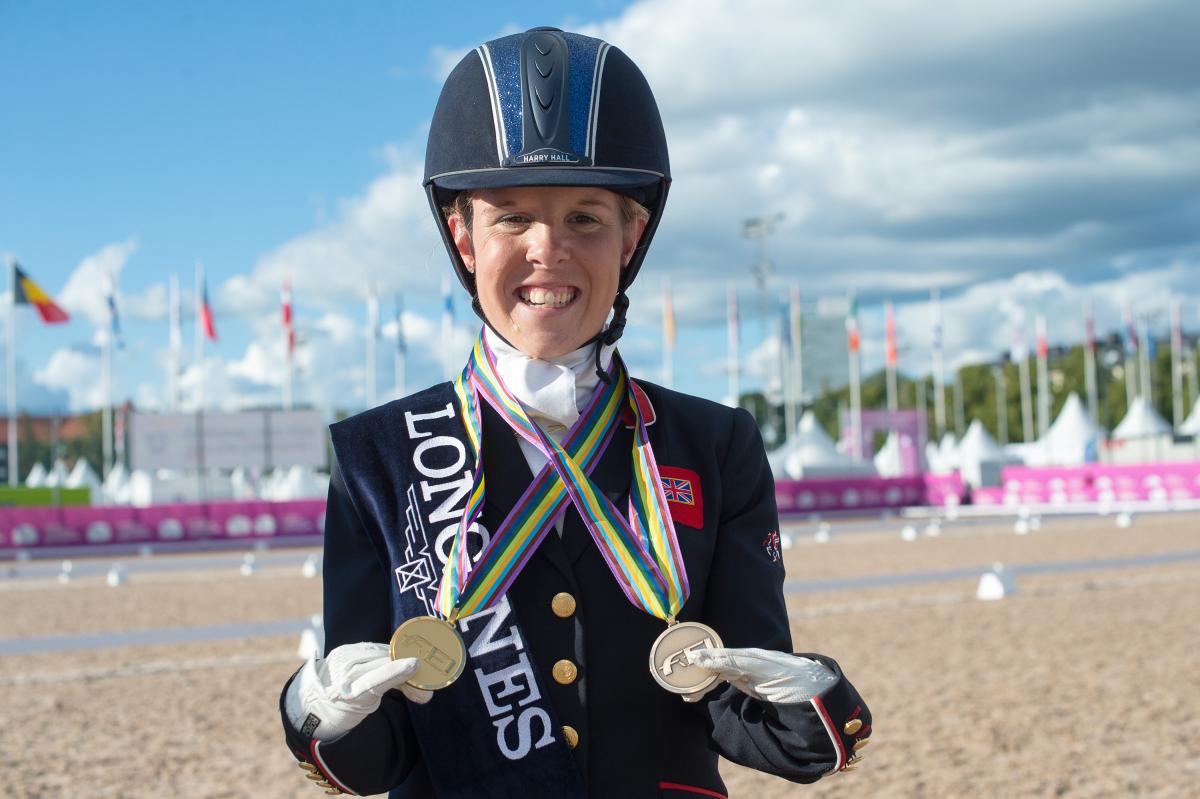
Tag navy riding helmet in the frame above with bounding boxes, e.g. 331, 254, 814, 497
424, 27, 671, 349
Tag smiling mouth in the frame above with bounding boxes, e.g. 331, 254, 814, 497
518, 287, 579, 308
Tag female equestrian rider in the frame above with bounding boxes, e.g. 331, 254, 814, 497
280, 27, 871, 799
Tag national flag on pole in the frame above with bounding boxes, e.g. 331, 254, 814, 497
1084, 299, 1095, 353
395, 294, 407, 355
885, 300, 898, 368
105, 270, 123, 349
13, 264, 69, 324
845, 292, 860, 353
1011, 306, 1028, 361
663, 278, 676, 349
281, 279, 295, 356
1036, 312, 1048, 360
1122, 302, 1138, 354
200, 277, 217, 341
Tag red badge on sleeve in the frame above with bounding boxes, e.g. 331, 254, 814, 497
658, 466, 703, 529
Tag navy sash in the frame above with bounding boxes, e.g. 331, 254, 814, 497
330, 383, 586, 799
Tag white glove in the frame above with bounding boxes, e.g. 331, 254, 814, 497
683, 647, 838, 705
285, 642, 432, 741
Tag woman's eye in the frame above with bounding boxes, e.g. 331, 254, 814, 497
497, 214, 529, 226
570, 214, 601, 225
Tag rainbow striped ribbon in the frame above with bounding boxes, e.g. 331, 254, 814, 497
436, 331, 690, 623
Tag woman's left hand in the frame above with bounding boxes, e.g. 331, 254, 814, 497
682, 647, 837, 705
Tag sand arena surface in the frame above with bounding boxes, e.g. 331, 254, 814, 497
3, 511, 1198, 797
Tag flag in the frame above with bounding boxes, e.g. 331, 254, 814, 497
13, 263, 69, 324
105, 270, 123, 349
845, 292, 860, 353
931, 290, 943, 356
1036, 312, 1048, 360
885, 300, 897, 368
663, 278, 676, 349
200, 277, 217, 341
1084, 299, 1095, 353
1122, 302, 1138, 354
281, 279, 295, 356
1011, 306, 1028, 361
395, 294, 407, 355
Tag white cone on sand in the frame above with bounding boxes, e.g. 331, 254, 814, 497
240, 553, 257, 577
301, 553, 321, 579
106, 564, 128, 587
977, 563, 1016, 600
297, 614, 325, 660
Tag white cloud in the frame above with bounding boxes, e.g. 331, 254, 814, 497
34, 348, 104, 410
58, 238, 138, 326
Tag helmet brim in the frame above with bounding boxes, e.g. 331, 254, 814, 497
429, 166, 662, 204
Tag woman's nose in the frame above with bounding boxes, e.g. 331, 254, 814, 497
525, 222, 569, 265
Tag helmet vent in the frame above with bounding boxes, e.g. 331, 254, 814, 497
520, 30, 572, 158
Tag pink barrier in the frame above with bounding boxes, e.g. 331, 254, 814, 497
775, 473, 965, 514
973, 462, 1200, 506
0, 499, 326, 550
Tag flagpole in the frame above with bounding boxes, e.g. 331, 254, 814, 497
931, 289, 946, 438
1083, 298, 1099, 424
847, 291, 862, 459
781, 297, 795, 442
282, 278, 294, 411
394, 295, 406, 401
168, 274, 181, 412
366, 288, 378, 409
1018, 354, 1034, 444
102, 267, 114, 481
1138, 316, 1152, 404
1036, 311, 1050, 438
727, 282, 739, 408
441, 277, 454, 381
993, 364, 1008, 445
6, 258, 16, 486
1122, 302, 1138, 407
885, 300, 898, 413
953, 370, 965, 437
790, 284, 803, 416
194, 261, 205, 411
1171, 299, 1183, 428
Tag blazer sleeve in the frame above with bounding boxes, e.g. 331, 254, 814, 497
698, 408, 872, 784
279, 459, 435, 797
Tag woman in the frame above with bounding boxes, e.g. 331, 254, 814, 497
281, 27, 871, 799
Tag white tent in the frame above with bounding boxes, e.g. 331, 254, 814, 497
1035, 393, 1105, 466
873, 431, 927, 478
1177, 396, 1200, 436
1113, 396, 1172, 439
103, 463, 131, 505
65, 458, 103, 498
24, 462, 48, 488
925, 433, 960, 474
957, 420, 1021, 486
770, 412, 877, 479
43, 459, 70, 488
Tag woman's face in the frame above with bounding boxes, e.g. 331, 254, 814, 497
449, 186, 646, 360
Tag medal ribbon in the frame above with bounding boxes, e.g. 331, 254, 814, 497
436, 331, 690, 623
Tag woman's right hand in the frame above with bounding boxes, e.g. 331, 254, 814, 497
285, 642, 432, 741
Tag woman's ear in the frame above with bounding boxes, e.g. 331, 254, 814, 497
621, 217, 648, 268
448, 214, 476, 272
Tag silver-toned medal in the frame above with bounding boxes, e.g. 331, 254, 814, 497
648, 620, 723, 695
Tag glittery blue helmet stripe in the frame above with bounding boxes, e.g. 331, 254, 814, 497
479, 31, 605, 164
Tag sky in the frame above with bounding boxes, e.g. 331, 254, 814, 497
2, 0, 1198, 417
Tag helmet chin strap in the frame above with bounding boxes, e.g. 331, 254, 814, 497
469, 290, 629, 386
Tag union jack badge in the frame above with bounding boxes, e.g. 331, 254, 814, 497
763, 530, 782, 563
658, 466, 703, 528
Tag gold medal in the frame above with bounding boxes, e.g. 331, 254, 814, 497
389, 616, 467, 690
648, 620, 723, 695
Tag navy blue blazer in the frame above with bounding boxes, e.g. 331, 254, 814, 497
281, 381, 871, 798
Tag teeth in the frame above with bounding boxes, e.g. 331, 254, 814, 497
519, 288, 576, 308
